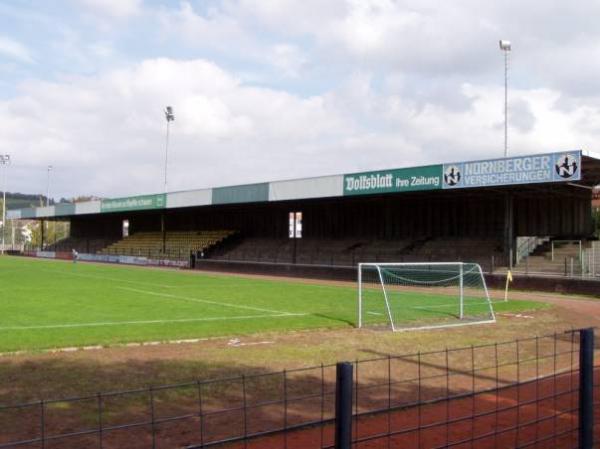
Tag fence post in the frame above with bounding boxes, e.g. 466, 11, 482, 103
335, 362, 353, 449
97, 392, 103, 449
40, 399, 45, 449
579, 328, 594, 449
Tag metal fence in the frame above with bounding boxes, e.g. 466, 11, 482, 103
512, 240, 600, 279
583, 242, 600, 279
0, 328, 596, 449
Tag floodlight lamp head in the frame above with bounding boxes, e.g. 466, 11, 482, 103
499, 40, 511, 51
164, 106, 175, 122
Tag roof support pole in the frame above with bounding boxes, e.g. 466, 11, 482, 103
504, 193, 514, 269
161, 213, 166, 254
40, 219, 45, 251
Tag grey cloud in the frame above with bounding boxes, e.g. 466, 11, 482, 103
509, 98, 536, 133
4, 1, 600, 199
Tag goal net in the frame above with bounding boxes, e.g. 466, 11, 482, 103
358, 262, 495, 331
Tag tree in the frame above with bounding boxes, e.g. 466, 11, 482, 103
0, 198, 8, 247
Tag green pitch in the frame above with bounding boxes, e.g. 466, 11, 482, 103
0, 256, 545, 352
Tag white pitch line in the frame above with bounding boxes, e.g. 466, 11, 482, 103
0, 313, 307, 331
117, 286, 298, 316
40, 268, 176, 289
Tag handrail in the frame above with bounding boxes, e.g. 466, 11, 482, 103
551, 239, 582, 261
515, 236, 548, 265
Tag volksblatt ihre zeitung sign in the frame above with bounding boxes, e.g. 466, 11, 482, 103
344, 165, 441, 195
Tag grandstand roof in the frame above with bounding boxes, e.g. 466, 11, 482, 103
8, 150, 600, 220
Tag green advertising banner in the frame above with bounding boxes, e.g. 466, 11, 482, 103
101, 194, 166, 213
344, 165, 442, 196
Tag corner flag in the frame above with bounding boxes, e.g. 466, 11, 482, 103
504, 270, 513, 302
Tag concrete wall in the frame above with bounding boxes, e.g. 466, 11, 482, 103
195, 259, 600, 297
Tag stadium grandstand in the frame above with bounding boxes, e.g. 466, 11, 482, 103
7, 150, 600, 285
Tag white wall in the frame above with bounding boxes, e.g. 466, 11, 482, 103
167, 189, 212, 209
75, 201, 101, 215
269, 175, 343, 201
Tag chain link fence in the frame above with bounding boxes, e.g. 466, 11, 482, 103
0, 328, 596, 449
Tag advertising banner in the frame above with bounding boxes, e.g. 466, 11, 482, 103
101, 194, 166, 213
36, 251, 56, 259
77, 253, 150, 265
119, 255, 149, 265
78, 253, 119, 263
442, 151, 582, 189
288, 212, 302, 238
148, 259, 188, 268
75, 253, 186, 268
344, 165, 442, 196
55, 251, 73, 260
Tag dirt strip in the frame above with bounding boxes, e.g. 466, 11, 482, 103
215, 370, 598, 449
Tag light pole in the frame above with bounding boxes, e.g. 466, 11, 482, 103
46, 165, 53, 206
163, 106, 175, 192
45, 165, 53, 247
499, 40, 511, 157
1, 154, 10, 255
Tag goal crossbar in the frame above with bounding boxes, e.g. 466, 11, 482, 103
358, 262, 495, 332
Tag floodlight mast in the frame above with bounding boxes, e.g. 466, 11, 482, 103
45, 165, 53, 249
1, 154, 10, 255
163, 106, 175, 193
499, 40, 511, 157
46, 165, 53, 207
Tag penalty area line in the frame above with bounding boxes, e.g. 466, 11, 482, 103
117, 286, 298, 316
0, 313, 308, 331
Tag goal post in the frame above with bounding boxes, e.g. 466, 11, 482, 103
358, 262, 495, 332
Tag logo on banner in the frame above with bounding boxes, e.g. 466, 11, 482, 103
554, 153, 579, 179
444, 165, 462, 186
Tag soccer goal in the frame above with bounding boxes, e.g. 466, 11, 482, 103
358, 262, 495, 331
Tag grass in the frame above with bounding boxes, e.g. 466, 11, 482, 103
0, 256, 547, 353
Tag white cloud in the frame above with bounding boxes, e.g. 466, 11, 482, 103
157, 2, 309, 78
89, 42, 115, 59
0, 36, 34, 64
0, 59, 348, 198
76, 0, 142, 19
268, 44, 307, 78
157, 2, 247, 51
4, 0, 600, 200
220, 0, 498, 75
2, 57, 598, 201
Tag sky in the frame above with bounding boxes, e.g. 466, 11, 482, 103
1, 0, 599, 200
